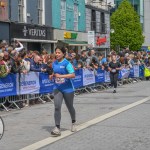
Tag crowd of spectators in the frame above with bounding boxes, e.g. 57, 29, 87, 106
0, 40, 150, 79
1, 40, 150, 108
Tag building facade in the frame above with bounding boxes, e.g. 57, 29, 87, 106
85, 0, 111, 55
0, 0, 9, 42
143, 0, 150, 49
8, 0, 55, 52
52, 0, 87, 53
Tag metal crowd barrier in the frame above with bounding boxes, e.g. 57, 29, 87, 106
0, 65, 145, 111
0, 93, 54, 111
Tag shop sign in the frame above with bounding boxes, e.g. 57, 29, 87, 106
10, 23, 51, 40
88, 31, 95, 47
64, 32, 78, 39
96, 36, 107, 46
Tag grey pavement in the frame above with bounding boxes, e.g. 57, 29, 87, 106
0, 81, 150, 150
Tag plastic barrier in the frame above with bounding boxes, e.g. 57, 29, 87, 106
0, 65, 144, 111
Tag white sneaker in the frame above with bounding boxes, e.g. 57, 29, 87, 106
71, 123, 77, 132
51, 127, 61, 136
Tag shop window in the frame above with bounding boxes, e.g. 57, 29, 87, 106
38, 0, 45, 25
60, 0, 66, 29
18, 0, 26, 22
74, 4, 78, 31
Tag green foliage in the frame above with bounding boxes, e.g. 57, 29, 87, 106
110, 0, 144, 50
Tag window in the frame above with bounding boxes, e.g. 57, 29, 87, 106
91, 10, 96, 31
74, 4, 78, 31
60, 0, 66, 29
101, 12, 106, 33
18, 0, 26, 22
38, 0, 45, 25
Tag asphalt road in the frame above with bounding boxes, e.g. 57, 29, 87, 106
0, 80, 150, 150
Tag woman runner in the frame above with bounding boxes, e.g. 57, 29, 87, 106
108, 54, 121, 93
50, 47, 76, 136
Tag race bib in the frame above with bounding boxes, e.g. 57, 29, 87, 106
111, 69, 116, 73
55, 78, 65, 84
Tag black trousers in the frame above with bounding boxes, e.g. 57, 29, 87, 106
110, 73, 118, 88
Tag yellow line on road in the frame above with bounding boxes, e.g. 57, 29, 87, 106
20, 96, 150, 150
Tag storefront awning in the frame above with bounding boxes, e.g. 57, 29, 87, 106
59, 40, 88, 46
13, 38, 57, 43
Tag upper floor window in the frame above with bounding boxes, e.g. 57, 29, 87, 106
18, 0, 26, 22
38, 0, 45, 25
60, 0, 66, 29
74, 4, 78, 31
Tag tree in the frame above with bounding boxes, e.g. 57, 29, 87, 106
110, 0, 144, 51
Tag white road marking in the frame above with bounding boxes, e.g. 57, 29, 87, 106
20, 96, 150, 150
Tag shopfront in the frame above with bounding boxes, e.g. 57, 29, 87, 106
10, 23, 56, 53
53, 29, 88, 54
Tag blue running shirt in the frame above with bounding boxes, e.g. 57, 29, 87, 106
52, 58, 75, 93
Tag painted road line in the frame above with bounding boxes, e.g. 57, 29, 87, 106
20, 96, 150, 150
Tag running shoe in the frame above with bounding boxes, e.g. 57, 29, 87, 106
113, 90, 116, 93
71, 123, 77, 132
51, 127, 61, 136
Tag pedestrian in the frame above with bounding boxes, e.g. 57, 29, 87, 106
50, 47, 76, 136
108, 54, 121, 93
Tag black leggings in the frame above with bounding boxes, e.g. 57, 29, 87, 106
110, 73, 118, 88
53, 89, 76, 126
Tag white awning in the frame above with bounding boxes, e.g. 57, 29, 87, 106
13, 38, 57, 43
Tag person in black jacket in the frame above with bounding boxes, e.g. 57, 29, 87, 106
108, 54, 121, 93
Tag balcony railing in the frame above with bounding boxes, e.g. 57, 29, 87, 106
91, 21, 107, 33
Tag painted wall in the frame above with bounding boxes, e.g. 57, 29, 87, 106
52, 0, 86, 32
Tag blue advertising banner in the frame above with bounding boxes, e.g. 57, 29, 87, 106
129, 68, 134, 78
17, 72, 40, 95
104, 71, 110, 82
83, 69, 95, 86
133, 65, 140, 77
72, 69, 83, 89
139, 65, 144, 77
0, 74, 17, 98
120, 68, 130, 79
95, 68, 105, 83
39, 73, 54, 94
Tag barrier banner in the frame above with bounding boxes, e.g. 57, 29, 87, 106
120, 68, 130, 79
139, 65, 144, 77
17, 72, 40, 95
129, 68, 134, 78
104, 71, 110, 82
83, 69, 95, 86
95, 68, 105, 83
0, 74, 17, 98
133, 65, 139, 77
72, 69, 83, 88
39, 73, 54, 94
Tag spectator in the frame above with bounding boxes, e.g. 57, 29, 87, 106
99, 53, 107, 66
79, 50, 87, 66
71, 53, 78, 68
30, 55, 47, 72
0, 53, 9, 78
